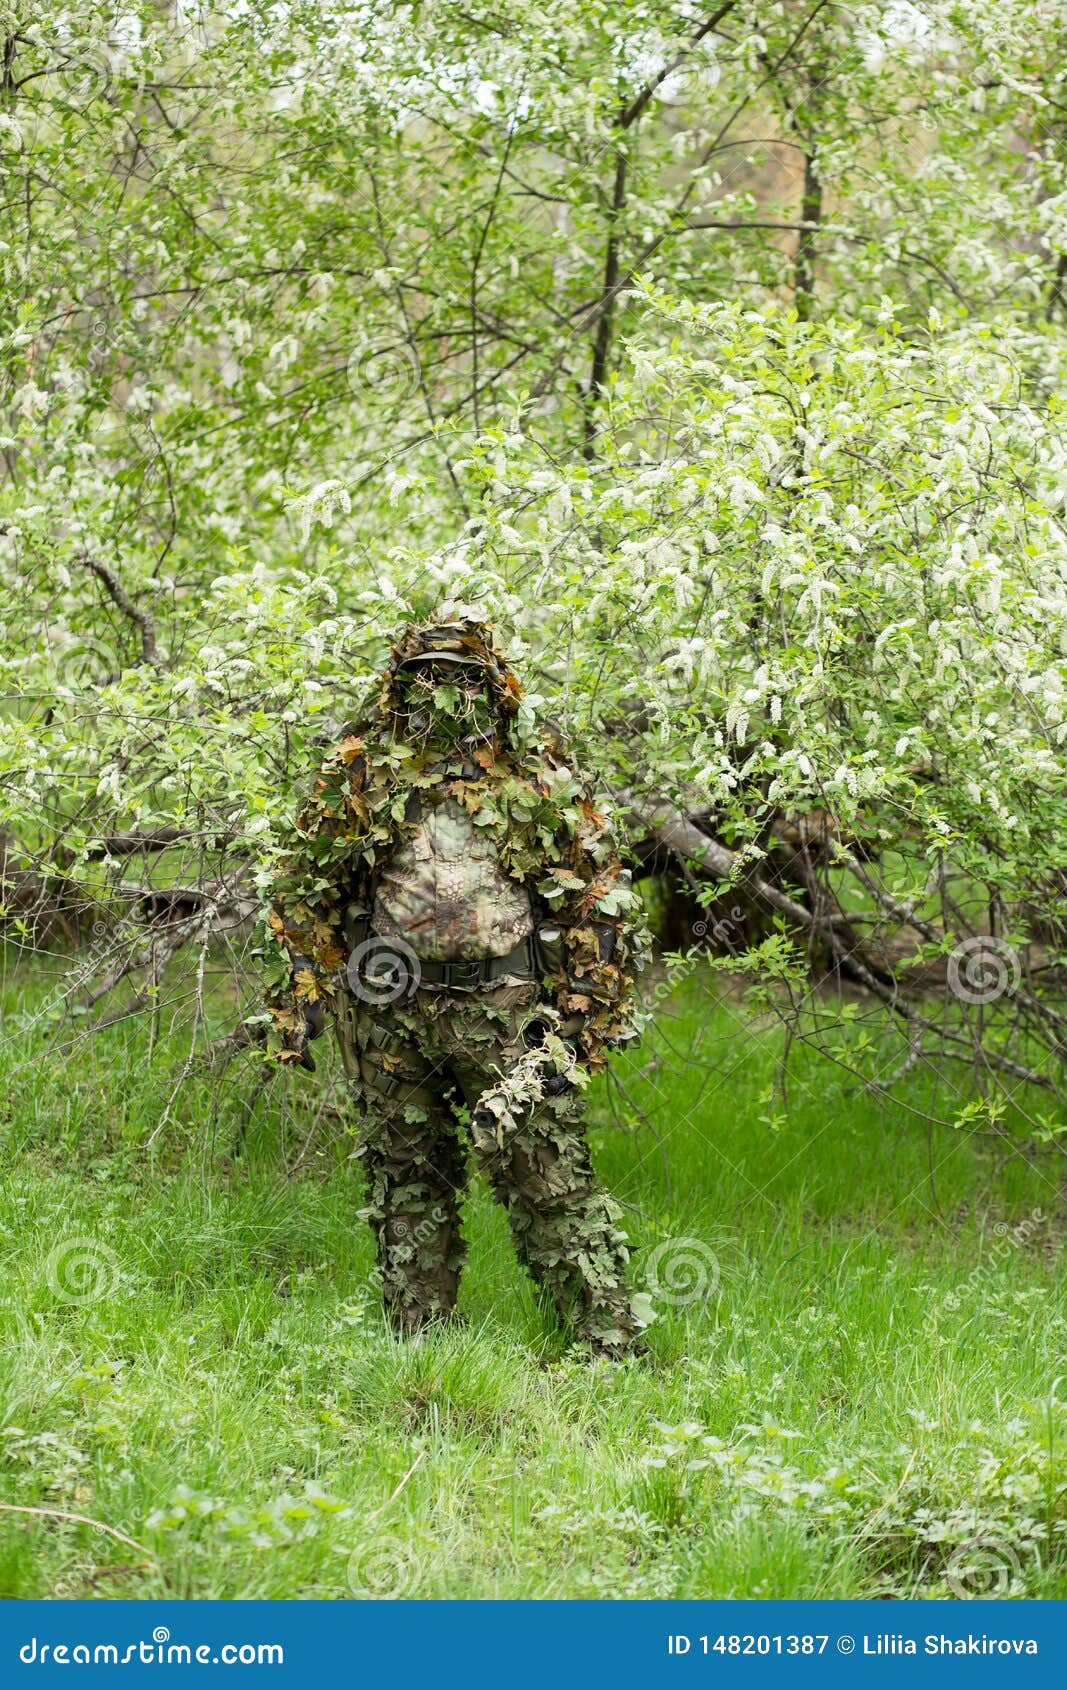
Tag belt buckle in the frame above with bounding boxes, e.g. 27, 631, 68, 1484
448, 958, 483, 990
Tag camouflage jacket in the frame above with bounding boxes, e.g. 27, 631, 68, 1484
261, 716, 642, 1073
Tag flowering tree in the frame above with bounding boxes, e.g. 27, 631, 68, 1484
1, 1, 1065, 1137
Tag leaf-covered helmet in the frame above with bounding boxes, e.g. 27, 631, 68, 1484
378, 614, 524, 722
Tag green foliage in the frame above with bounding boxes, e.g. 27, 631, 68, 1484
2, 1, 1066, 877
1, 4, 1064, 1602
1, 962, 1064, 1598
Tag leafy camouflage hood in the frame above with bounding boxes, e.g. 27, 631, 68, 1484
375, 616, 524, 728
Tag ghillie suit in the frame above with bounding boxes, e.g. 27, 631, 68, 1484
261, 613, 645, 1357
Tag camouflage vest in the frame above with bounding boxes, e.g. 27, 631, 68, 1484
370, 783, 534, 962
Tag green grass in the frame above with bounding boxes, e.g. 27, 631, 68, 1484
1, 956, 1065, 1599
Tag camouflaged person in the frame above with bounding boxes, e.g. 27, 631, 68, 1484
261, 613, 646, 1358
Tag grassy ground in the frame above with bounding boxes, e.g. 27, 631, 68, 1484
1, 955, 1065, 1600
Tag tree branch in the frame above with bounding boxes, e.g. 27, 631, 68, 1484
582, 148, 628, 460
80, 553, 160, 667
617, 2, 738, 130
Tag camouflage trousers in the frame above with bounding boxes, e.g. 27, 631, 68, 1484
336, 982, 639, 1356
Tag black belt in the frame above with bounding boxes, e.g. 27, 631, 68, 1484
415, 935, 537, 991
